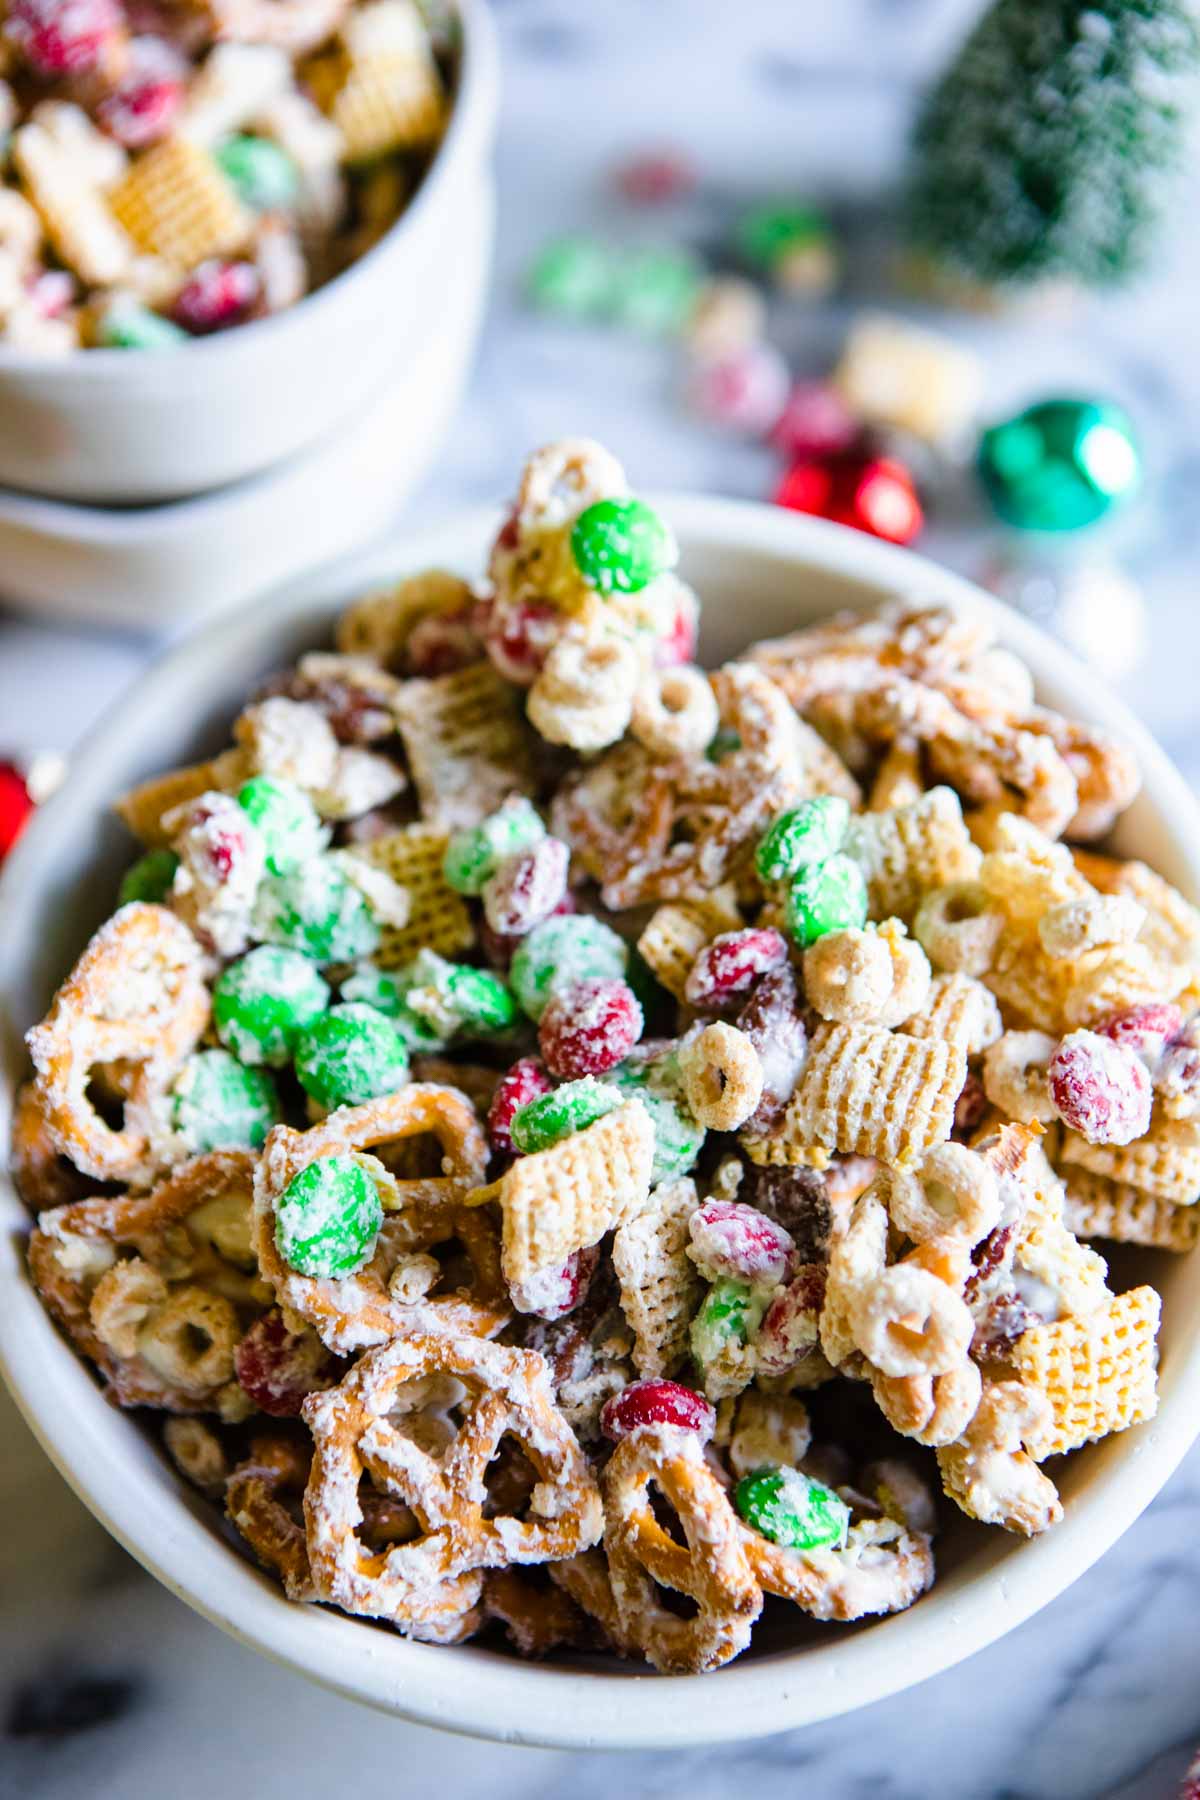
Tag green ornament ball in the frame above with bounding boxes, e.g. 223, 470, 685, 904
736, 202, 831, 271
978, 398, 1141, 532
784, 852, 868, 948
733, 1465, 850, 1553
275, 1154, 383, 1278
570, 497, 678, 596
526, 235, 618, 319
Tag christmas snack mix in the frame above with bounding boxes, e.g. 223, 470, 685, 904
0, 0, 453, 352
15, 439, 1191, 1676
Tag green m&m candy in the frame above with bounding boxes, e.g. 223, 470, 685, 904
171, 1049, 281, 1152
253, 857, 380, 962
213, 945, 330, 1067
403, 949, 517, 1038
294, 1004, 410, 1113
510, 913, 629, 1022
93, 295, 187, 349
510, 1076, 623, 1153
275, 1154, 383, 1278
733, 1465, 850, 1553
442, 797, 545, 895
613, 1050, 704, 1184
756, 794, 851, 884
690, 1277, 767, 1371
237, 775, 327, 875
570, 498, 678, 597
784, 851, 868, 948
610, 247, 703, 336
526, 235, 618, 319
217, 135, 299, 211
978, 398, 1141, 533
340, 964, 445, 1050
118, 848, 179, 906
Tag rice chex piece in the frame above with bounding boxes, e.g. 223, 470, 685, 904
110, 137, 251, 267
467, 1099, 654, 1287
115, 749, 252, 846
611, 1177, 702, 1377
743, 1022, 964, 1170
904, 972, 1001, 1056
393, 660, 535, 832
1062, 1166, 1200, 1254
1059, 1112, 1200, 1208
636, 889, 742, 1002
845, 786, 980, 922
356, 823, 474, 966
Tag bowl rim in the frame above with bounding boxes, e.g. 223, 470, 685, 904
3, 495, 1200, 1749
0, 0, 497, 379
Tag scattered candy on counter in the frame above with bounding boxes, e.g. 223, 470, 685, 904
980, 551, 1148, 682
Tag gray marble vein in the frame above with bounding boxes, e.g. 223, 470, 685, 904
3, 2, 1200, 1794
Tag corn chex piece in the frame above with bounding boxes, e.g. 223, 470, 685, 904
336, 569, 474, 667
743, 1022, 964, 1170
845, 786, 980, 923
115, 749, 252, 847
1059, 1112, 1200, 1208
904, 972, 1001, 1056
393, 660, 536, 832
832, 312, 983, 447
1013, 1140, 1110, 1321
356, 823, 474, 967
467, 1099, 655, 1287
13, 122, 134, 288
110, 138, 251, 268
636, 888, 742, 1002
1011, 1286, 1161, 1459
611, 1177, 702, 1378
308, 0, 445, 163
1061, 1166, 1200, 1255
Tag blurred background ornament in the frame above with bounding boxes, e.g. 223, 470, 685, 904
0, 750, 66, 862
904, 0, 1200, 305
978, 397, 1141, 531
981, 547, 1147, 683
735, 200, 838, 296
774, 450, 923, 544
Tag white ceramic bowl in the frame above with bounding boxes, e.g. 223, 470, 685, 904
0, 177, 493, 629
0, 0, 498, 505
2, 501, 1199, 1749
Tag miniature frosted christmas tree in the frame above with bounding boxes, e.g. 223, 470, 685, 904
905, 0, 1199, 302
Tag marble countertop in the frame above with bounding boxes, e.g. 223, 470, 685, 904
4, 2, 1200, 1794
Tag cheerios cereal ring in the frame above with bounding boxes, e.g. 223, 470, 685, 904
527, 626, 641, 752
252, 1085, 504, 1353
679, 1022, 763, 1131
26, 904, 209, 1185
982, 1029, 1058, 1125
912, 883, 1004, 976
886, 1143, 1001, 1247
302, 1332, 601, 1632
601, 1423, 762, 1674
630, 665, 719, 759
849, 1261, 974, 1378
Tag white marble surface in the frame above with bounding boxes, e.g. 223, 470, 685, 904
4, 1, 1200, 1794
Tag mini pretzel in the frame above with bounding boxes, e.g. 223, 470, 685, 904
9, 1080, 89, 1213
482, 1567, 591, 1658
678, 1022, 763, 1131
630, 665, 719, 760
741, 1511, 934, 1623
28, 1150, 261, 1412
26, 904, 210, 1185
885, 1143, 1001, 1247
871, 1358, 982, 1447
302, 1333, 602, 1636
252, 1085, 503, 1355
601, 1424, 762, 1673
937, 1380, 1063, 1536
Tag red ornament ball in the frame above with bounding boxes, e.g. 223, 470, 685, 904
773, 451, 923, 545
0, 761, 34, 860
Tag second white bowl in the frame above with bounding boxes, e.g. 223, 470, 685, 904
0, 0, 498, 505
2, 500, 1199, 1747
